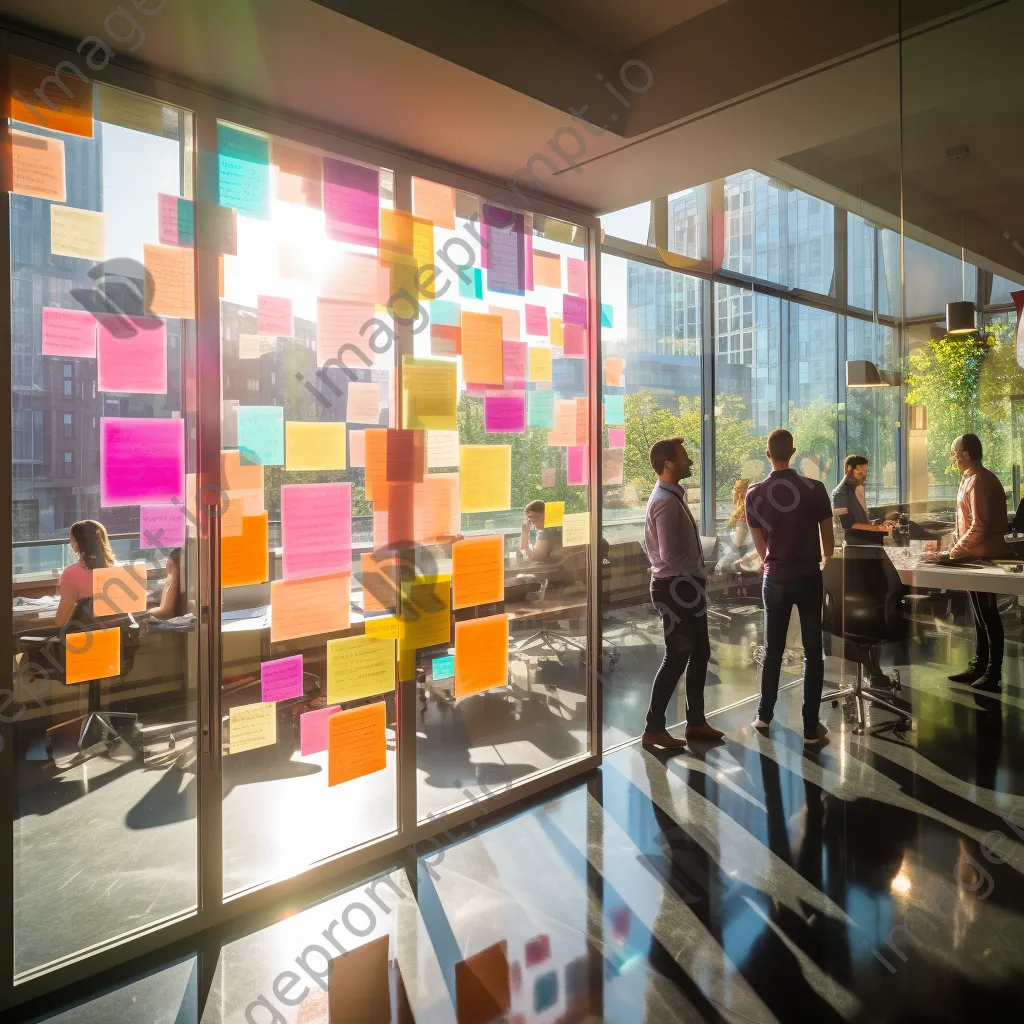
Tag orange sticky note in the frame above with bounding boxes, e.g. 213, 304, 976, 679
9, 58, 93, 138
349, 428, 366, 468
328, 701, 387, 786
461, 312, 504, 386
64, 626, 120, 685
323, 250, 387, 303
413, 177, 456, 230
221, 512, 269, 588
574, 397, 589, 446
373, 483, 416, 549
361, 552, 397, 613
604, 358, 623, 387
399, 577, 451, 652
547, 400, 577, 447
271, 573, 351, 643
346, 381, 380, 425
386, 429, 425, 483
92, 561, 148, 617
271, 138, 323, 209
414, 472, 460, 544
144, 243, 195, 319
533, 250, 562, 289
11, 129, 65, 202
453, 536, 505, 610
221, 449, 264, 520
316, 298, 375, 369
363, 428, 389, 508
488, 305, 521, 342
455, 614, 509, 699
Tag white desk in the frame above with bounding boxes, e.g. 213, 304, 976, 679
896, 562, 1024, 597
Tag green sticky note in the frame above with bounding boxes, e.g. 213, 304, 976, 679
218, 123, 270, 220
458, 267, 483, 300
528, 389, 555, 429
176, 198, 194, 246
603, 394, 624, 425
432, 655, 454, 680
430, 299, 461, 326
237, 405, 284, 465
601, 303, 614, 328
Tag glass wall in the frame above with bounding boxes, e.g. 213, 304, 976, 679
9, 73, 198, 974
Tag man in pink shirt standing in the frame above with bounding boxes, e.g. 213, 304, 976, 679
946, 433, 1009, 692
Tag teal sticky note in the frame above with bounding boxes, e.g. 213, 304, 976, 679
176, 198, 194, 246
218, 123, 270, 220
237, 405, 284, 465
604, 394, 624, 425
431, 299, 461, 326
528, 389, 555, 429
458, 267, 483, 300
432, 655, 454, 680
601, 303, 614, 328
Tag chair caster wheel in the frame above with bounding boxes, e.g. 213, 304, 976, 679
45, 742, 54, 761
852, 725, 865, 735
831, 700, 839, 708
168, 736, 176, 750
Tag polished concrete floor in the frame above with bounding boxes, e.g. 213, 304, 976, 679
15, 639, 1024, 1024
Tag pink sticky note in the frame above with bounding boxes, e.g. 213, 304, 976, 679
502, 341, 526, 387
281, 482, 351, 580
261, 654, 304, 702
323, 157, 379, 247
101, 417, 185, 507
299, 704, 343, 756
563, 294, 588, 329
607, 427, 625, 448
140, 504, 186, 548
524, 304, 548, 336
42, 307, 96, 357
257, 294, 294, 337
97, 315, 168, 394
567, 445, 589, 486
525, 230, 534, 291
563, 323, 587, 357
484, 391, 526, 433
158, 193, 179, 246
349, 429, 366, 468
489, 305, 521, 342
567, 257, 588, 297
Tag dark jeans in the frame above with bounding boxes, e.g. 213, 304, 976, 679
969, 590, 1004, 677
758, 571, 824, 736
647, 576, 709, 731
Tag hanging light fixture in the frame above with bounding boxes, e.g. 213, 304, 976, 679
947, 209, 976, 334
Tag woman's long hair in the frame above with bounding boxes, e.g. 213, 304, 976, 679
729, 478, 750, 526
70, 519, 115, 569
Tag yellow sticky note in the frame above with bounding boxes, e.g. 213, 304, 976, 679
401, 356, 458, 431
97, 84, 166, 136
562, 512, 589, 546
92, 561, 148, 617
144, 242, 195, 319
453, 535, 505, 610
64, 626, 120, 685
229, 701, 277, 754
399, 577, 451, 653
328, 702, 387, 786
238, 334, 277, 359
459, 446, 511, 513
454, 614, 509, 700
528, 346, 552, 382
11, 130, 65, 202
550, 317, 563, 347
543, 501, 565, 528
285, 421, 346, 471
327, 635, 396, 702
50, 205, 106, 260
365, 615, 403, 640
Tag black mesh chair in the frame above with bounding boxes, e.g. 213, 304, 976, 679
821, 549, 913, 736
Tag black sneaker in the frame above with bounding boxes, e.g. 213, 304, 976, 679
970, 676, 1001, 693
949, 664, 984, 683
803, 724, 830, 748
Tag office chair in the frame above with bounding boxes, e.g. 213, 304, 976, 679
821, 549, 913, 737
510, 548, 589, 665
19, 598, 143, 762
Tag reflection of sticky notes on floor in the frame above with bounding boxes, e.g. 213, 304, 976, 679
221, 512, 269, 588
453, 535, 505, 610
327, 634, 396, 702
51, 205, 106, 260
455, 940, 511, 1024
92, 561, 148, 616
64, 626, 120, 685
328, 701, 387, 786
561, 512, 589, 547
271, 574, 350, 643
285, 421, 346, 471
459, 446, 511, 513
455, 614, 509, 699
12, 130, 66, 202
229, 701, 277, 754
328, 934, 391, 1024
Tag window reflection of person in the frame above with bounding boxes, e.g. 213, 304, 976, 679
519, 499, 562, 562
55, 519, 115, 627
151, 548, 186, 619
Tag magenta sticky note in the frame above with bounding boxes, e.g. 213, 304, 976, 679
257, 294, 293, 337
323, 157, 379, 248
563, 324, 587, 358
567, 445, 589, 486
41, 307, 96, 357
261, 654, 304, 703
97, 315, 168, 394
525, 230, 534, 291
607, 427, 625, 448
502, 341, 526, 386
525, 304, 548, 336
158, 193, 179, 246
567, 257, 587, 297
101, 417, 185, 507
140, 504, 186, 549
485, 391, 526, 434
281, 481, 351, 580
562, 293, 588, 329
300, 704, 343, 756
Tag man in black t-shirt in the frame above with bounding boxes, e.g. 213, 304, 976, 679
745, 429, 835, 747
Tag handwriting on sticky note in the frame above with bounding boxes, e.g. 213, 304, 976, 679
346, 382, 380, 425
299, 705, 342, 756
561, 512, 589, 546
12, 130, 65, 202
101, 417, 184, 507
229, 701, 277, 754
455, 614, 509, 699
459, 446, 511, 513
261, 654, 304, 702
64, 626, 120, 685
453, 535, 505, 610
285, 421, 346, 471
461, 313, 504, 386
51, 205, 106, 260
328, 702, 387, 786
97, 315, 167, 394
327, 635, 396, 703
257, 294, 293, 337
221, 513, 269, 588
271, 574, 351, 643
144, 242, 195, 319
92, 561, 148, 616
41, 306, 94, 357
281, 482, 351, 580
401, 357, 458, 431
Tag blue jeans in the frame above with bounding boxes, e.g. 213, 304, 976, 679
758, 571, 824, 736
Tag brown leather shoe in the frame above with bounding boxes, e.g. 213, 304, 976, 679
685, 723, 726, 741
641, 730, 688, 750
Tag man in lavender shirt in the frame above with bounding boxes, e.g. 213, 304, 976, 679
641, 437, 725, 750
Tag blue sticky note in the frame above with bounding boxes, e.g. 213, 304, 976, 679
176, 198, 194, 246
237, 405, 284, 465
218, 123, 270, 220
601, 303, 614, 328
430, 300, 461, 327
458, 267, 483, 300
432, 655, 454, 680
604, 394, 624, 425
534, 971, 558, 1014
528, 389, 555, 429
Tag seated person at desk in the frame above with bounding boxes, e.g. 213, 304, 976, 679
150, 547, 188, 620
519, 500, 563, 562
832, 455, 893, 545
55, 519, 115, 627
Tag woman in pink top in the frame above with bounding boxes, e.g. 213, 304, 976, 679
56, 519, 115, 627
